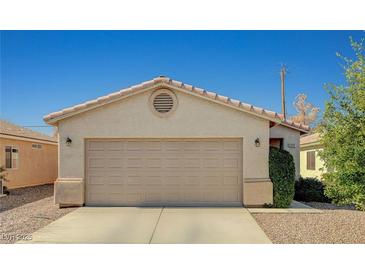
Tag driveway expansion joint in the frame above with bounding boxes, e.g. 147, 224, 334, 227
149, 207, 164, 244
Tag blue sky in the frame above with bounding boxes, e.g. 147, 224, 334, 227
1, 31, 363, 135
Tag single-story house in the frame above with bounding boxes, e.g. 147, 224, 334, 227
0, 120, 58, 189
300, 133, 326, 179
44, 76, 309, 207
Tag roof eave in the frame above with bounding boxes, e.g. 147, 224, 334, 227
44, 77, 309, 133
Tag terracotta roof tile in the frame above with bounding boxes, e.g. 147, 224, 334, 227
0, 120, 57, 143
44, 76, 310, 132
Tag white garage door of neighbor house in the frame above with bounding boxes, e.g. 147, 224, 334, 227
85, 139, 243, 206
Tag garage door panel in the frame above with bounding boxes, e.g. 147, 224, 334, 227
86, 139, 242, 206
104, 141, 123, 151
124, 141, 138, 150
163, 142, 181, 151
164, 158, 182, 168
223, 158, 240, 168
223, 176, 240, 186
145, 142, 163, 151
223, 141, 241, 151
204, 191, 223, 202
88, 175, 105, 185
184, 158, 201, 168
183, 141, 201, 151
126, 176, 142, 186
203, 158, 221, 168
185, 176, 201, 186
145, 176, 163, 186
146, 158, 162, 168
126, 192, 144, 203
145, 193, 162, 203
87, 184, 105, 194
88, 158, 105, 168
125, 158, 143, 168
164, 176, 184, 186
88, 141, 105, 151
106, 158, 124, 168
201, 141, 224, 151
224, 191, 240, 202
107, 184, 124, 194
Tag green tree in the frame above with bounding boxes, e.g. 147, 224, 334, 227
318, 37, 365, 210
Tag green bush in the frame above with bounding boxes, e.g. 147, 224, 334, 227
269, 147, 296, 208
294, 177, 331, 203
318, 38, 365, 211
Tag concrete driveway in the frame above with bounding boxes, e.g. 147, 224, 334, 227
22, 207, 271, 244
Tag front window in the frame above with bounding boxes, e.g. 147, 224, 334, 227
306, 151, 316, 170
5, 146, 19, 169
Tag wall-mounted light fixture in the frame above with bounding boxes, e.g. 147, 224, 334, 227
66, 137, 72, 146
255, 138, 261, 147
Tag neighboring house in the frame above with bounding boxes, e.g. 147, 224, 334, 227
0, 120, 58, 189
44, 76, 309, 207
300, 133, 326, 179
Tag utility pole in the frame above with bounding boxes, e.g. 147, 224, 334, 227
280, 65, 287, 120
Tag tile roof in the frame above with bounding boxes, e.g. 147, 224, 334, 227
300, 132, 320, 145
44, 76, 310, 133
0, 120, 57, 143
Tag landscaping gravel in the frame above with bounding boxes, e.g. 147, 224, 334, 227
0, 184, 54, 212
2, 185, 364, 244
252, 202, 365, 244
0, 185, 76, 244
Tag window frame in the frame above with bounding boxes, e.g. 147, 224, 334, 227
4, 145, 19, 170
306, 150, 316, 170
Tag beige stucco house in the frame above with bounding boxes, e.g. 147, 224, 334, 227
0, 120, 58, 189
300, 133, 326, 179
44, 76, 309, 207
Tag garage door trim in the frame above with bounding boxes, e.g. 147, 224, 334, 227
84, 137, 244, 206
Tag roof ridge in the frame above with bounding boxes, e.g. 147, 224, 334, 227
43, 76, 310, 132
0, 119, 57, 142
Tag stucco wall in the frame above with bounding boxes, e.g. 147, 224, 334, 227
300, 146, 326, 179
57, 87, 271, 181
0, 138, 58, 189
269, 125, 301, 178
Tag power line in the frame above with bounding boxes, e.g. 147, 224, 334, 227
21, 126, 54, 128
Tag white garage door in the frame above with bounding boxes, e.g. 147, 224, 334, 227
85, 139, 242, 206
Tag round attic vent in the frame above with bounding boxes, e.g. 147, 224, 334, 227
149, 89, 177, 117
153, 93, 173, 113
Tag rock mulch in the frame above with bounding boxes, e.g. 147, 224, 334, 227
0, 185, 76, 244
0, 184, 54, 212
252, 202, 365, 244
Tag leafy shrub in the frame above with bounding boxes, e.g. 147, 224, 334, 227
269, 147, 296, 208
294, 177, 331, 203
0, 165, 9, 195
0, 165, 7, 182
318, 38, 365, 211
324, 171, 365, 211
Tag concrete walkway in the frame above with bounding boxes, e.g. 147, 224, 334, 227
247, 200, 323, 214
20, 207, 271, 244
